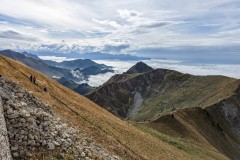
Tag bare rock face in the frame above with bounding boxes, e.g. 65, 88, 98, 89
0, 76, 118, 160
219, 94, 240, 134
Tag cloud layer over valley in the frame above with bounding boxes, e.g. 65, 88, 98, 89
87, 59, 240, 87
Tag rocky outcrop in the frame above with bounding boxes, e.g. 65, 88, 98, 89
127, 92, 143, 118
0, 96, 12, 160
207, 87, 240, 136
0, 76, 118, 160
125, 62, 153, 74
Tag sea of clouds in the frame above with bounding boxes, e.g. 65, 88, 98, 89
87, 59, 240, 87
39, 56, 240, 87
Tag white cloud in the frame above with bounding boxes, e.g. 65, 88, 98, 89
92, 18, 122, 29
13, 40, 131, 55
142, 59, 240, 79
117, 9, 140, 20
86, 72, 117, 87
38, 56, 77, 62
0, 30, 38, 41
0, 0, 96, 30
0, 0, 239, 57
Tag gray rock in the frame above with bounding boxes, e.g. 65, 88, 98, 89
19, 118, 26, 123
6, 108, 13, 115
26, 151, 33, 157
42, 140, 47, 146
11, 145, 18, 151
81, 152, 86, 157
7, 113, 19, 119
12, 152, 19, 157
54, 141, 60, 146
47, 142, 55, 150
16, 93, 24, 98
29, 134, 34, 140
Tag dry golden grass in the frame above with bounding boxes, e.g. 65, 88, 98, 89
0, 55, 195, 159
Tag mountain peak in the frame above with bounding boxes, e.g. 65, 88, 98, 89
125, 61, 153, 74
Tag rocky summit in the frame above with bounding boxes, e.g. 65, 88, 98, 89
124, 62, 153, 74
0, 76, 118, 160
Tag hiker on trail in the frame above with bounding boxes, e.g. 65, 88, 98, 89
33, 76, 36, 84
43, 87, 48, 92
30, 75, 33, 82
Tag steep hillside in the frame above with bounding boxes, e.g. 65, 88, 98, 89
135, 86, 240, 159
0, 55, 196, 160
87, 63, 239, 121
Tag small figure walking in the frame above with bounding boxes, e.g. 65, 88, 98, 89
43, 87, 48, 92
30, 75, 33, 82
33, 76, 36, 84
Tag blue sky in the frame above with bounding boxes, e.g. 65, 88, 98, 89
0, 0, 240, 62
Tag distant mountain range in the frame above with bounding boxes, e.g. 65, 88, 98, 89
44, 58, 110, 70
0, 50, 113, 94
75, 65, 113, 76
26, 50, 151, 60
22, 51, 41, 60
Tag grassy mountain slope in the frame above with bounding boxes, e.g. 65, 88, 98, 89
135, 89, 240, 159
87, 68, 239, 121
0, 55, 195, 160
